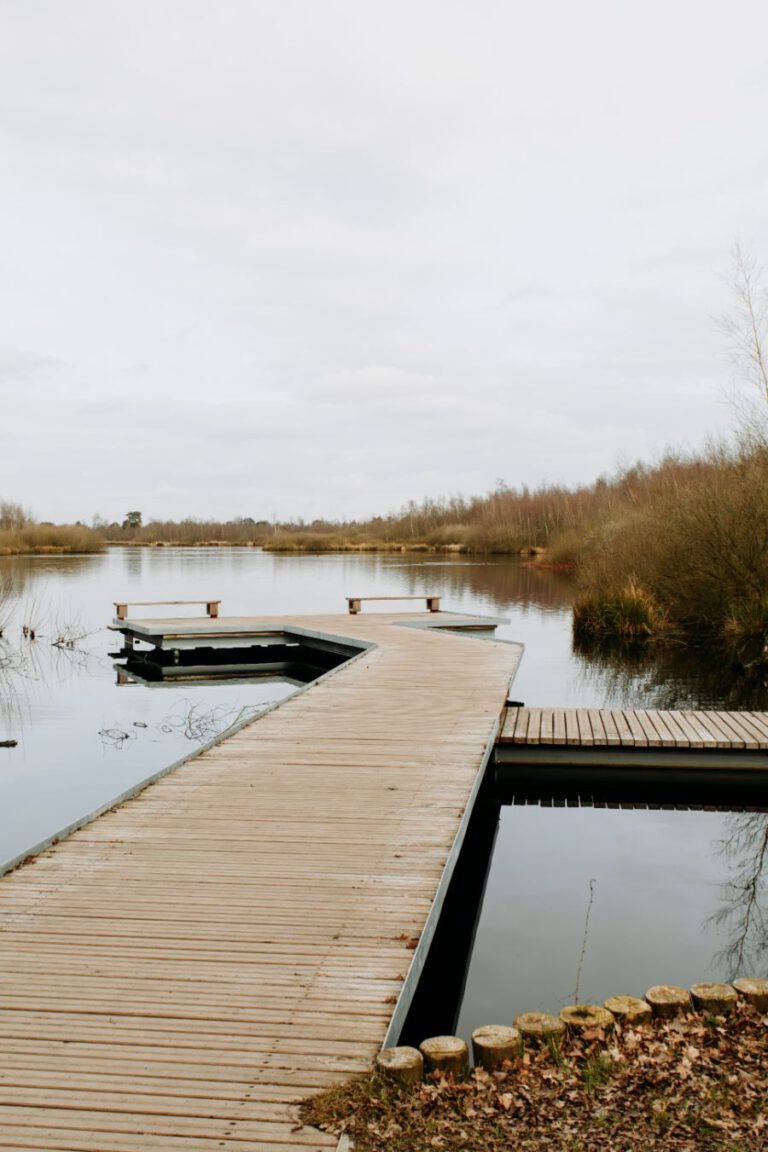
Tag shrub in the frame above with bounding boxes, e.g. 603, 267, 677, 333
573, 580, 669, 642
0, 524, 105, 555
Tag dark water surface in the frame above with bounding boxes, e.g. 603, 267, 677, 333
0, 548, 765, 1027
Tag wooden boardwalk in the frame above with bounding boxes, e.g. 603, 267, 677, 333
496, 707, 768, 808
0, 612, 521, 1151
500, 707, 768, 749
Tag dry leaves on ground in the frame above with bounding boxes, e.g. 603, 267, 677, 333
300, 1004, 767, 1151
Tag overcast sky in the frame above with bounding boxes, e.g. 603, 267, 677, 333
1, 1, 767, 523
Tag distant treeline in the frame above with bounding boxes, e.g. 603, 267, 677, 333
0, 502, 104, 555
95, 459, 725, 557
103, 441, 768, 645
3, 438, 768, 646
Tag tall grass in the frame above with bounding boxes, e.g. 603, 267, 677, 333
0, 524, 105, 555
573, 580, 670, 642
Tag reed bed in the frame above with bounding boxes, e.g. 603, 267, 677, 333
0, 524, 104, 555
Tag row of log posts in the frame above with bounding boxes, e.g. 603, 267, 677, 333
376, 976, 768, 1088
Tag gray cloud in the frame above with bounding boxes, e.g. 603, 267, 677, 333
0, 0, 766, 521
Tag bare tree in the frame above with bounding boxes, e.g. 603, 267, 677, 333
720, 243, 768, 446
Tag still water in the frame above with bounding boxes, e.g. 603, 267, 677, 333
0, 547, 765, 1027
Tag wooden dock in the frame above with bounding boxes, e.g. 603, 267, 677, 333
0, 611, 522, 1151
500, 707, 768, 750
495, 707, 768, 807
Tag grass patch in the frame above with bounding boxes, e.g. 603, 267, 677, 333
582, 1049, 613, 1093
722, 595, 768, 643
573, 580, 670, 642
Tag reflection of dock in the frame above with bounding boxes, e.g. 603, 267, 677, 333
496, 707, 768, 807
0, 610, 521, 1150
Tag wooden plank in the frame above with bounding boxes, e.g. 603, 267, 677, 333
686, 705, 732, 751
648, 711, 685, 748
499, 708, 523, 743
523, 708, 542, 745
539, 709, 555, 745
610, 710, 634, 746
699, 712, 747, 748
742, 712, 768, 742
731, 712, 768, 748
596, 710, 622, 746
633, 711, 664, 747
667, 712, 701, 746
587, 710, 607, 745
563, 709, 581, 745
658, 711, 690, 747
720, 712, 762, 750
621, 710, 648, 747
575, 710, 594, 746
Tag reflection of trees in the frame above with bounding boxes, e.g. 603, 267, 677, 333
406, 560, 575, 614
1, 624, 106, 738
1, 553, 93, 591
710, 813, 768, 976
0, 641, 36, 732
572, 636, 768, 711
269, 554, 577, 613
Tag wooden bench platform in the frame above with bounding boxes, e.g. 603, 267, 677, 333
114, 599, 221, 620
347, 595, 440, 614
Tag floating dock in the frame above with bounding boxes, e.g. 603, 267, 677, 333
496, 707, 768, 806
0, 610, 521, 1151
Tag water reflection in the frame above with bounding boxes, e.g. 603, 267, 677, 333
367, 558, 577, 615
1, 547, 766, 1016
97, 699, 265, 749
456, 804, 768, 1040
711, 812, 768, 976
572, 636, 768, 711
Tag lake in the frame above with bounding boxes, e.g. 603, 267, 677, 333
1, 547, 765, 1034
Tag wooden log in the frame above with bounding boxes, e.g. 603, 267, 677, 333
375, 1046, 423, 1088
733, 977, 768, 1012
419, 1035, 468, 1079
470, 1025, 521, 1071
604, 995, 652, 1024
560, 1004, 615, 1034
513, 1012, 566, 1046
645, 985, 692, 1018
689, 982, 738, 1015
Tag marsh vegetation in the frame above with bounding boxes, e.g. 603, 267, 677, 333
0, 501, 103, 556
